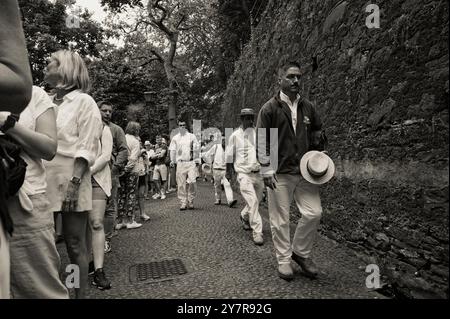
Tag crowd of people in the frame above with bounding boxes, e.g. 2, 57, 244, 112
1, 0, 336, 299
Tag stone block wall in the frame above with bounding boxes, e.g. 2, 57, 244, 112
221, 0, 449, 298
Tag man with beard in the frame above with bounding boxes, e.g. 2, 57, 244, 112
256, 61, 324, 281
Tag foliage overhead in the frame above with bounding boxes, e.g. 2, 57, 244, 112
19, 0, 105, 84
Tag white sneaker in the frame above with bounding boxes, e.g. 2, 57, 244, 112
126, 221, 142, 229
141, 213, 150, 221
160, 194, 166, 200
152, 193, 161, 199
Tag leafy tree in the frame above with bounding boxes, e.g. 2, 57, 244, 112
19, 0, 105, 84
101, 0, 219, 131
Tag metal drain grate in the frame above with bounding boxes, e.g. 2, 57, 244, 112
130, 258, 190, 283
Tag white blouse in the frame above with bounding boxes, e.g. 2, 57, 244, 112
91, 125, 113, 197
17, 86, 55, 195
51, 90, 102, 166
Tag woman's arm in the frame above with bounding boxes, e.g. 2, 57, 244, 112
1, 109, 57, 161
91, 126, 113, 175
0, 0, 32, 112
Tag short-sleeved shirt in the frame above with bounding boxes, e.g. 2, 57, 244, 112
18, 86, 55, 195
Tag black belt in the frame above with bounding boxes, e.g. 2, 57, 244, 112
213, 168, 225, 170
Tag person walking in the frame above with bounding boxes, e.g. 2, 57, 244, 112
169, 120, 200, 211
225, 109, 264, 246
256, 61, 329, 280
203, 136, 237, 208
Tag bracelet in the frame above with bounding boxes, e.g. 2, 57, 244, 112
0, 114, 19, 133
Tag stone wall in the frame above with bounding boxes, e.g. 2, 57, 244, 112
221, 0, 449, 298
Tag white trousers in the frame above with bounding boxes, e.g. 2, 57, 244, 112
237, 172, 264, 235
213, 169, 234, 204
267, 174, 322, 265
176, 162, 197, 205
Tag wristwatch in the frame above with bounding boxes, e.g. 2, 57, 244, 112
70, 176, 81, 185
0, 114, 19, 133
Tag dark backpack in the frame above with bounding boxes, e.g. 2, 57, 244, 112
0, 135, 27, 235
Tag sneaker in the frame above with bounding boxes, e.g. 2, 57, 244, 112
141, 213, 150, 221
214, 199, 221, 205
228, 199, 237, 208
240, 215, 251, 231
152, 193, 161, 199
160, 194, 166, 200
278, 263, 294, 281
104, 240, 111, 253
92, 268, 112, 290
115, 223, 125, 230
291, 253, 318, 279
180, 204, 187, 211
253, 233, 264, 246
126, 221, 142, 229
187, 202, 194, 210
88, 261, 95, 275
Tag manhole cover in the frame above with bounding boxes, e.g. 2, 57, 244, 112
129, 258, 193, 284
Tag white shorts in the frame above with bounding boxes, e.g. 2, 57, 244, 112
153, 164, 168, 181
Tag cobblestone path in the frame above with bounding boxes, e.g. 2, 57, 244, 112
58, 181, 385, 299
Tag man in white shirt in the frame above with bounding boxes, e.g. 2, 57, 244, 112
225, 108, 264, 246
203, 135, 237, 207
169, 120, 200, 210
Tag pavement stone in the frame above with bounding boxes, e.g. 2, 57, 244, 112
57, 181, 386, 299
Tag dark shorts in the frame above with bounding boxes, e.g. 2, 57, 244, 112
92, 178, 107, 200
138, 175, 147, 187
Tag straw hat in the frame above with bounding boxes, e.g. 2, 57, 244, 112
300, 151, 335, 185
239, 108, 255, 117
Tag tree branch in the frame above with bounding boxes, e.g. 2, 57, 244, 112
139, 57, 160, 67
175, 14, 186, 29
148, 0, 174, 37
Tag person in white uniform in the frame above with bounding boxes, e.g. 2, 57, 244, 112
169, 120, 200, 211
203, 135, 237, 208
225, 108, 264, 246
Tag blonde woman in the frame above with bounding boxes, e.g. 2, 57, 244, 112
43, 50, 102, 299
116, 121, 142, 229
